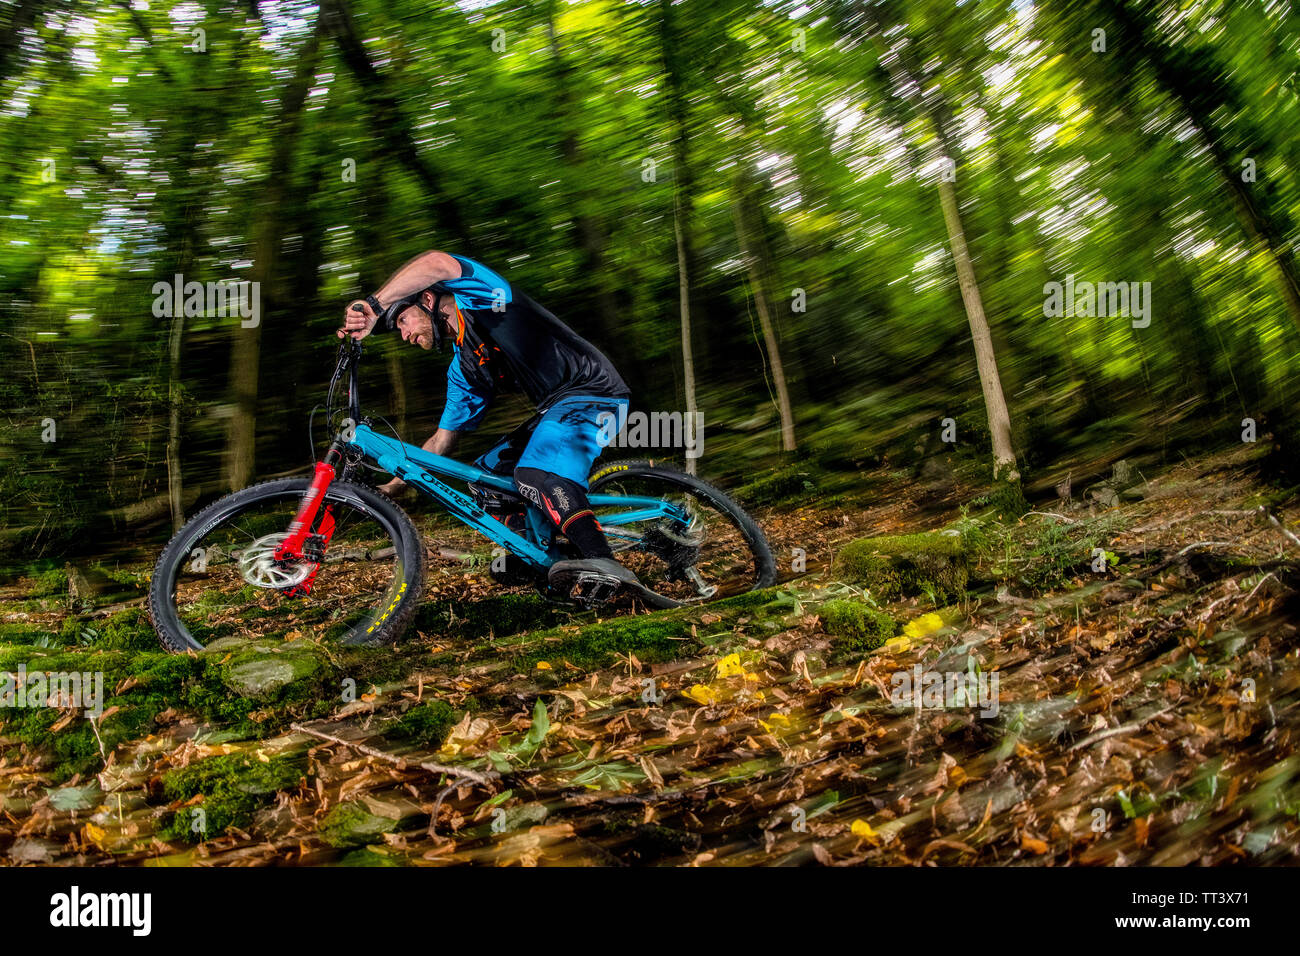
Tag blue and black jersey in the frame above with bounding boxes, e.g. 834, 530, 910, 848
435, 255, 629, 431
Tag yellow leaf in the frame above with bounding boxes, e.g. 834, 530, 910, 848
683, 683, 719, 705
715, 654, 744, 679
535, 661, 552, 670
84, 822, 110, 851
851, 819, 880, 843
761, 712, 792, 731
903, 612, 945, 640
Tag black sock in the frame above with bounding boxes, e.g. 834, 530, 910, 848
560, 510, 613, 559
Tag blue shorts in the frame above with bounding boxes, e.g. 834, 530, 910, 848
515, 395, 629, 488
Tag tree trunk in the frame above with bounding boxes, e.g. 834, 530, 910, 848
673, 195, 699, 476
165, 311, 185, 532
225, 20, 324, 491
0, 0, 41, 84
321, 0, 472, 249
225, 315, 261, 491
1107, 0, 1300, 335
731, 176, 796, 453
154, 39, 202, 531
937, 177, 1018, 480
545, 0, 620, 342
659, 0, 700, 475
386, 351, 409, 439
851, 1, 1020, 482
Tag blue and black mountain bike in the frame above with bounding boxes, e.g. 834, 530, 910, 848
148, 338, 775, 652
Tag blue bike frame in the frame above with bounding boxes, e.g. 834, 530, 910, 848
350, 424, 688, 570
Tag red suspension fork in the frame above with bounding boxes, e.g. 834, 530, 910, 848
275, 460, 336, 560
280, 504, 336, 597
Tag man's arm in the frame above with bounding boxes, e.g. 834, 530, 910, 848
374, 250, 462, 307
340, 250, 463, 340
378, 352, 494, 496
377, 429, 459, 496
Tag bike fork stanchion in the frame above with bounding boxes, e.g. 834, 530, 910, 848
275, 455, 338, 561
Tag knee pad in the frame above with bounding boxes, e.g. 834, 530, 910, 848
514, 467, 591, 527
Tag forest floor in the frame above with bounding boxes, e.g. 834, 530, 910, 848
1, 443, 1298, 866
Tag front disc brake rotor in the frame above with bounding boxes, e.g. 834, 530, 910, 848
238, 533, 315, 590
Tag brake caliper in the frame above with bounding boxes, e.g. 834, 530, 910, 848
282, 506, 337, 597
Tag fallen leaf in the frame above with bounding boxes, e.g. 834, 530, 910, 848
850, 819, 880, 844
903, 612, 945, 641
1134, 816, 1150, 848
1021, 835, 1049, 855
683, 683, 719, 705
715, 654, 744, 679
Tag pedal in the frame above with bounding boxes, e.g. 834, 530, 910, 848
557, 570, 624, 607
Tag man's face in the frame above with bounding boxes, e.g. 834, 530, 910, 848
395, 292, 455, 350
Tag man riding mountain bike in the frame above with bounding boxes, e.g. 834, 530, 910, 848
338, 249, 651, 601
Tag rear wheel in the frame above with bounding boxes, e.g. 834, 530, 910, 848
148, 478, 425, 652
587, 460, 776, 605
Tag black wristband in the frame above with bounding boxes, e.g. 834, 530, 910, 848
365, 294, 383, 316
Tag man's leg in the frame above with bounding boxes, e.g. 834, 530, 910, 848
513, 466, 612, 558
512, 396, 624, 559
513, 396, 676, 606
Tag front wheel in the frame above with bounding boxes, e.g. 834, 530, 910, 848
148, 478, 425, 652
588, 460, 776, 605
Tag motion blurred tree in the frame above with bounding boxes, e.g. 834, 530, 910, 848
841, 0, 1022, 484
1102, 0, 1300, 335
228, 11, 327, 492
656, 0, 702, 475
2, 0, 1298, 570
